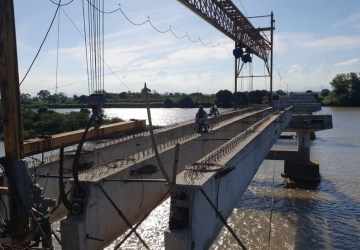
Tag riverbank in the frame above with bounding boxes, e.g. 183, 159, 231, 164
21, 102, 217, 109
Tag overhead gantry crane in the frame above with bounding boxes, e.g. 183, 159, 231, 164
178, 0, 275, 107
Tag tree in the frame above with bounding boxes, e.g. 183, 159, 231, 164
329, 72, 360, 106
37, 90, 51, 100
164, 98, 174, 108
276, 90, 286, 96
248, 90, 264, 104
321, 89, 330, 97
78, 95, 88, 103
216, 90, 233, 108
178, 96, 194, 108
236, 92, 248, 105
118, 92, 128, 99
20, 93, 32, 104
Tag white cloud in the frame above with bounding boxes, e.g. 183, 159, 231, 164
275, 32, 360, 52
288, 64, 303, 74
332, 12, 360, 29
300, 36, 360, 51
334, 58, 359, 67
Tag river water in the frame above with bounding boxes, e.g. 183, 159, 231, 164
2, 106, 360, 249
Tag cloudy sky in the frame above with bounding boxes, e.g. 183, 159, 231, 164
13, 0, 360, 96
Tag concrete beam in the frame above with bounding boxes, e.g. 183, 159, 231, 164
31, 108, 260, 200
23, 120, 146, 156
284, 114, 333, 132
59, 108, 277, 250
164, 108, 292, 249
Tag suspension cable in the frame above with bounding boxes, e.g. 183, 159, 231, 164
83, 0, 105, 95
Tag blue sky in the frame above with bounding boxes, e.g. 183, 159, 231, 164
14, 0, 360, 96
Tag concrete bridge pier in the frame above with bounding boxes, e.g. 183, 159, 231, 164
282, 131, 320, 182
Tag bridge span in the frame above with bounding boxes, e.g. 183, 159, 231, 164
29, 102, 330, 250
54, 106, 293, 250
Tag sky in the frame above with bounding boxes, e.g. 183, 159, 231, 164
12, 0, 360, 97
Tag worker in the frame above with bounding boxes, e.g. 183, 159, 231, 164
195, 105, 209, 133
209, 104, 219, 117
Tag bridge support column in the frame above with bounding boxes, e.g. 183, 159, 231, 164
282, 131, 320, 182
165, 179, 241, 250
164, 187, 199, 250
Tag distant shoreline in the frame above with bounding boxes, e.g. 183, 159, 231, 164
21, 103, 215, 109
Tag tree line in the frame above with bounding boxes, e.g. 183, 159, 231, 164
320, 72, 360, 106
2, 72, 358, 140
0, 107, 122, 140
21, 89, 276, 109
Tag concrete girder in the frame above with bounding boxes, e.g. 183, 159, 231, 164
165, 107, 292, 249
59, 108, 278, 249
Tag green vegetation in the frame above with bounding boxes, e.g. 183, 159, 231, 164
0, 107, 122, 140
5, 88, 275, 140
320, 72, 360, 106
20, 90, 217, 109
9, 73, 360, 141
20, 89, 274, 109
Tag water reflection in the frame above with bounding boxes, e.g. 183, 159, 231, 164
211, 161, 360, 250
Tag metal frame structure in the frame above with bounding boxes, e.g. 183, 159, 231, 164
177, 0, 275, 106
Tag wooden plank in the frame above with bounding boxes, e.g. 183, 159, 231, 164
0, 186, 9, 195
0, 0, 24, 159
23, 120, 146, 156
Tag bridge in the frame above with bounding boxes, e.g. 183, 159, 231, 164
0, 1, 332, 249
25, 97, 331, 250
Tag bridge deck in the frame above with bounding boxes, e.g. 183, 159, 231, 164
54, 107, 292, 250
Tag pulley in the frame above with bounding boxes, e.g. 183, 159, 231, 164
233, 47, 243, 59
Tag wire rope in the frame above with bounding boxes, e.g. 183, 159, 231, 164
83, 0, 105, 94
61, 7, 131, 91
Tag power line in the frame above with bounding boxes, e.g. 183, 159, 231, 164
19, 1, 62, 86
81, 0, 229, 48
24, 0, 232, 93
49, 0, 74, 7
236, 0, 249, 17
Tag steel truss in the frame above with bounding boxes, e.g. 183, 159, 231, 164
178, 0, 271, 62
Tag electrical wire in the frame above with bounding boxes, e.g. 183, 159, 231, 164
25, 33, 206, 96
19, 0, 62, 86
236, 0, 249, 17
49, 0, 74, 7
86, 1, 227, 48
23, 0, 230, 92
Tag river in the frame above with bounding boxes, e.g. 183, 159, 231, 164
1, 106, 360, 249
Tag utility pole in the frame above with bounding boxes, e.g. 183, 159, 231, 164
0, 0, 24, 159
234, 51, 238, 110
270, 11, 275, 102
